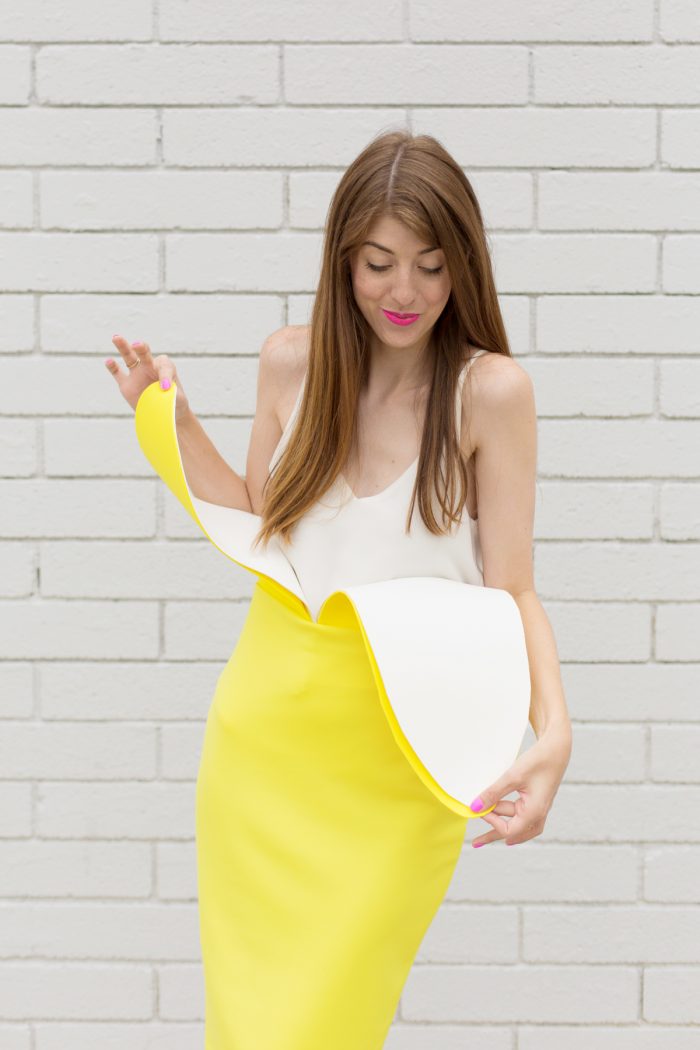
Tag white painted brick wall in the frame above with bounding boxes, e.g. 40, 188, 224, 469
1, 1, 698, 1046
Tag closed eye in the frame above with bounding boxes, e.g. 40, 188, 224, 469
365, 262, 444, 276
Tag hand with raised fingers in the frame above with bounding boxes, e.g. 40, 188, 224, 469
104, 335, 191, 421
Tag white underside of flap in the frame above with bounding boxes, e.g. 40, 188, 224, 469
339, 577, 531, 808
190, 494, 307, 603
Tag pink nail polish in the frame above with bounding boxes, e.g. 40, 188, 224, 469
161, 378, 171, 390
133, 341, 143, 348
473, 842, 484, 848
470, 796, 484, 812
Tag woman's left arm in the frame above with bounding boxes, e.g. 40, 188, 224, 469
465, 353, 573, 847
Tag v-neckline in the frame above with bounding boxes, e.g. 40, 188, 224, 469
340, 455, 419, 502
284, 347, 487, 506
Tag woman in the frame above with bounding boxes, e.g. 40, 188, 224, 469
105, 130, 572, 1049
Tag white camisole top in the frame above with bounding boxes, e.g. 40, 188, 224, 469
268, 348, 489, 621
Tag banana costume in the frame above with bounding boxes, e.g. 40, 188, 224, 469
134, 380, 531, 1050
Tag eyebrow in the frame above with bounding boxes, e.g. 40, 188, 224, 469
362, 240, 441, 255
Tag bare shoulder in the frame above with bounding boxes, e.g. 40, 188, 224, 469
257, 323, 311, 432
284, 323, 311, 378
260, 324, 310, 425
465, 351, 535, 451
245, 325, 311, 513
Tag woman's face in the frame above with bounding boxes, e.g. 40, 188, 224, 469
350, 215, 452, 355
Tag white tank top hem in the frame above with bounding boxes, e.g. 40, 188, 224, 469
269, 349, 489, 621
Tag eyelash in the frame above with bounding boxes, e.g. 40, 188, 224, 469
365, 262, 444, 276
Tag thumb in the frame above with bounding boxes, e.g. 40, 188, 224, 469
469, 767, 516, 817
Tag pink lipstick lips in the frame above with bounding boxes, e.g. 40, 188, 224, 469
382, 309, 420, 327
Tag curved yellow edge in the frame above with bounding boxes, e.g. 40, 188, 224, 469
133, 380, 310, 619
134, 379, 495, 824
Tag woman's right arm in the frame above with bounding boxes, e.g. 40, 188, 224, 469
174, 407, 252, 512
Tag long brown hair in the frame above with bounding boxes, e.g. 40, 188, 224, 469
255, 129, 512, 549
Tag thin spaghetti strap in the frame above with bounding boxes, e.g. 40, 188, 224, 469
290, 367, 307, 422
455, 348, 488, 442
269, 368, 308, 473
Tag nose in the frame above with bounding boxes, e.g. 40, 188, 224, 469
389, 270, 419, 308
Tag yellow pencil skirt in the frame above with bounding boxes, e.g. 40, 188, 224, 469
195, 576, 469, 1050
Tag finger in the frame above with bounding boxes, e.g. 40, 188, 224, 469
469, 773, 519, 817
471, 828, 502, 848
111, 334, 140, 368
152, 352, 175, 389
492, 799, 517, 817
104, 357, 123, 379
132, 339, 154, 363
478, 810, 511, 838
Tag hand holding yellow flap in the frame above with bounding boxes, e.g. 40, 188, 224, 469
134, 379, 531, 821
134, 381, 198, 524
134, 379, 309, 613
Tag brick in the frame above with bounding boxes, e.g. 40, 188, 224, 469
0, 663, 33, 718
538, 294, 700, 353
0, 1, 152, 41
523, 904, 700, 962
650, 725, 700, 782
157, 963, 204, 1021
156, 842, 197, 900
0, 109, 157, 166
0, 173, 32, 228
660, 0, 700, 42
35, 1022, 203, 1050
0, 46, 31, 103
37, 782, 195, 839
0, 841, 151, 897
0, 723, 157, 779
0, 481, 155, 538
159, 0, 402, 41
412, 108, 655, 168
285, 44, 528, 104
37, 44, 278, 105
0, 902, 199, 960
40, 661, 218, 721
0, 233, 158, 293
535, 44, 700, 104
40, 171, 283, 231
645, 846, 700, 902
644, 967, 700, 1023
0, 963, 151, 1020
411, 0, 654, 42
402, 963, 638, 1023
0, 601, 159, 659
